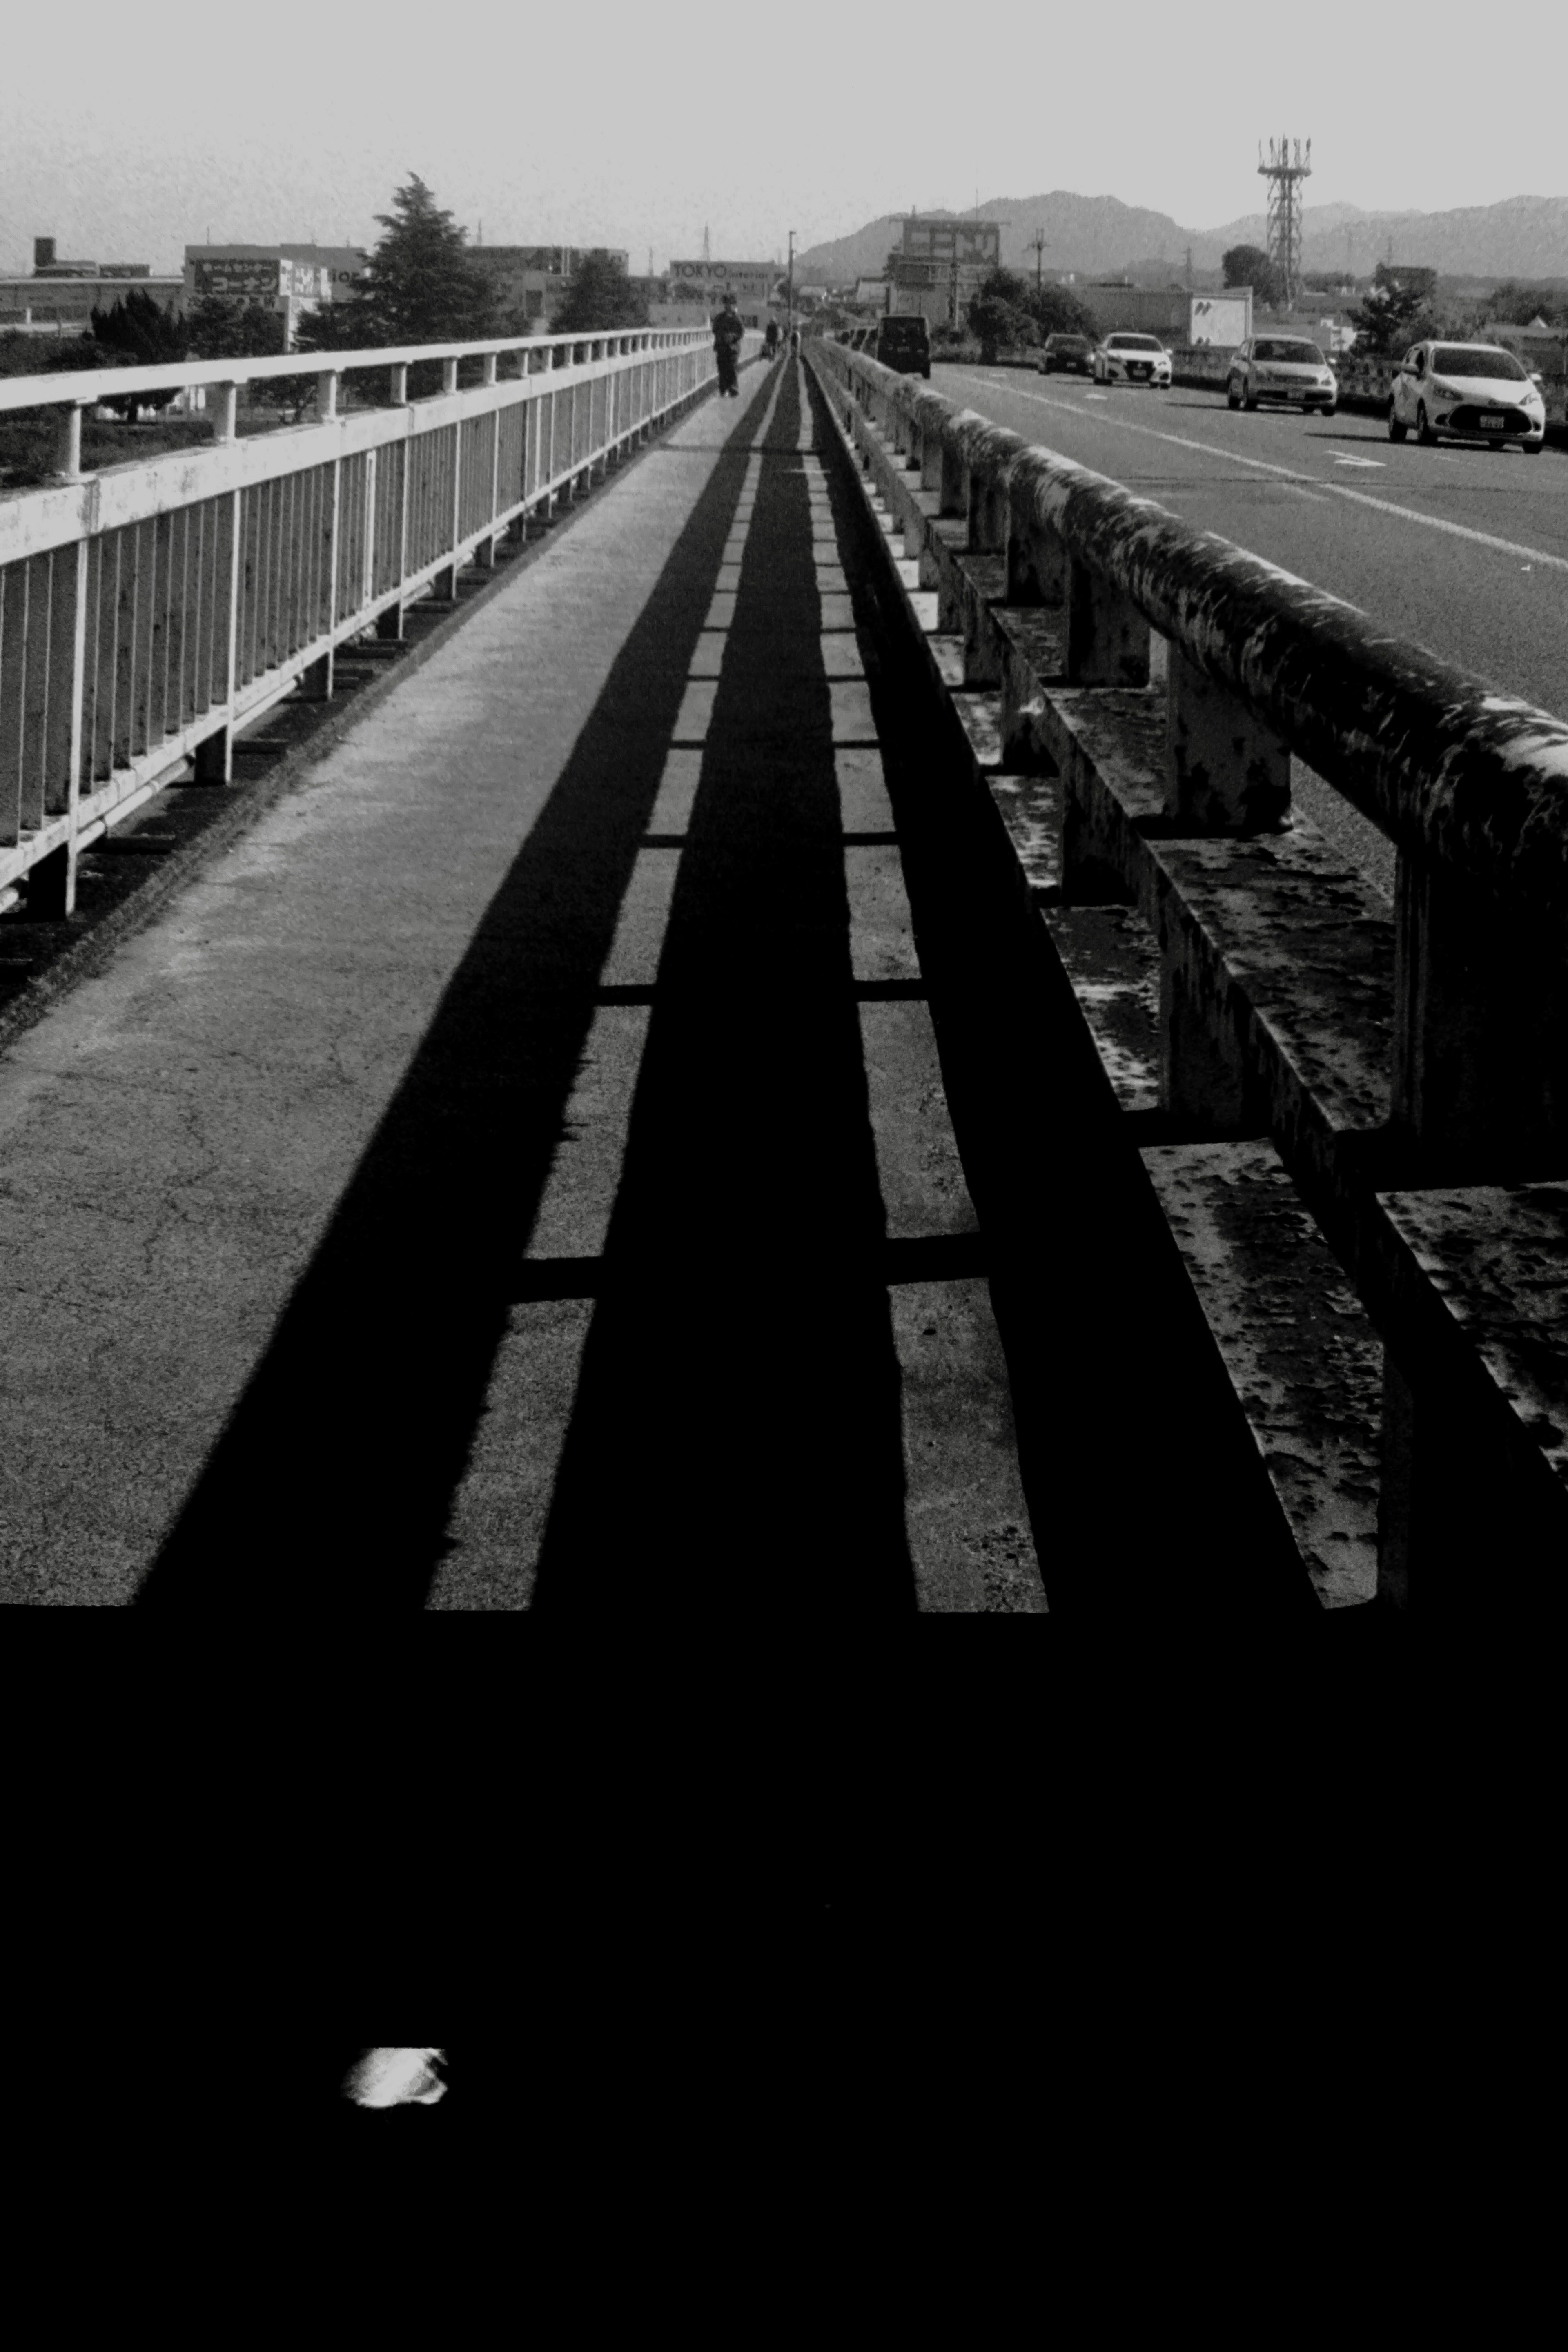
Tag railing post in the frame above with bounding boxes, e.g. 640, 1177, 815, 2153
195, 486, 242, 781
1066, 555, 1150, 686
389, 363, 408, 407
1165, 648, 1289, 833
211, 381, 238, 445
300, 445, 341, 701
316, 369, 340, 422
53, 399, 87, 484
377, 419, 411, 639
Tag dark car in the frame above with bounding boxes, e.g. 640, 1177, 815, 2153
873, 314, 931, 378
1039, 334, 1094, 376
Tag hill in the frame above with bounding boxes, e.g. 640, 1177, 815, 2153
795, 192, 1568, 288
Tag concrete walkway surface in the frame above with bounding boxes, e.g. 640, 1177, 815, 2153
0, 354, 1045, 1609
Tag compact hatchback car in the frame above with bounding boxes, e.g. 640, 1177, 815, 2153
1388, 341, 1545, 454
1093, 333, 1172, 387
1039, 334, 1094, 376
873, 314, 931, 378
1227, 337, 1337, 414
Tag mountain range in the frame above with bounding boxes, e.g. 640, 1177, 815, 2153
793, 193, 1568, 287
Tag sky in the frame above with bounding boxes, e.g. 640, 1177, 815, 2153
2, 0, 1563, 278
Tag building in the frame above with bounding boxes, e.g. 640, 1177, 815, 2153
665, 261, 779, 330
468, 247, 630, 330
1085, 284, 1194, 339
183, 245, 368, 346
887, 215, 1002, 327
0, 236, 183, 335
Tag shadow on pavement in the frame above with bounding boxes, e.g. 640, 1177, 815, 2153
137, 362, 917, 1611
530, 364, 915, 1610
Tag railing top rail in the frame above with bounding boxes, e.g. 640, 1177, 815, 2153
827, 342, 1568, 916
0, 326, 713, 417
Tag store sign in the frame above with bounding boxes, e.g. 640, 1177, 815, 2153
192, 256, 283, 303
667, 260, 777, 305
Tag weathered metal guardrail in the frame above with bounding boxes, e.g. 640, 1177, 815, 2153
0, 325, 753, 912
810, 334, 1568, 1608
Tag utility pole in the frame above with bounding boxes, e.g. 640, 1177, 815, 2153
787, 228, 795, 336
1026, 228, 1048, 292
1185, 242, 1193, 291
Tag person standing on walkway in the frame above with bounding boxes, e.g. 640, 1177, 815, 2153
713, 292, 744, 397
764, 318, 780, 362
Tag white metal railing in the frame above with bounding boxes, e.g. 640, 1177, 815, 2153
0, 325, 755, 909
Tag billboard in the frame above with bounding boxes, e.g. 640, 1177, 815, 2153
191, 255, 283, 304
668, 260, 778, 307
1189, 293, 1252, 347
898, 218, 1000, 267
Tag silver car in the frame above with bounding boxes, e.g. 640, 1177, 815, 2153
1388, 341, 1545, 454
1227, 336, 1337, 414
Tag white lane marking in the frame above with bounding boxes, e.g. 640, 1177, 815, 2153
1334, 455, 1385, 469
949, 372, 1568, 575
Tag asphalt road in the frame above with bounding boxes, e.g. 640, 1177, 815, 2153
938, 364, 1568, 895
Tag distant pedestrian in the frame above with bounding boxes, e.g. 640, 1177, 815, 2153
765, 318, 780, 361
789, 325, 800, 354
713, 292, 744, 397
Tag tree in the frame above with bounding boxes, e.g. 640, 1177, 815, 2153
1222, 244, 1285, 310
301, 174, 495, 351
550, 252, 651, 334
186, 295, 286, 362
1348, 263, 1441, 357
966, 267, 1040, 361
88, 288, 188, 413
1486, 280, 1567, 328
967, 294, 1035, 362
1022, 283, 1097, 339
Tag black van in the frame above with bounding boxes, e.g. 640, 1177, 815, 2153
873, 314, 931, 379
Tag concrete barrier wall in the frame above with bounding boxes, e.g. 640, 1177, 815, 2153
0, 326, 761, 912
808, 334, 1568, 1608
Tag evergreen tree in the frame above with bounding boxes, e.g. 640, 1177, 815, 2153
299, 174, 496, 351
186, 294, 285, 361
1348, 263, 1441, 357
1021, 282, 1097, 340
1222, 244, 1285, 310
550, 252, 651, 334
88, 287, 188, 412
966, 270, 1037, 361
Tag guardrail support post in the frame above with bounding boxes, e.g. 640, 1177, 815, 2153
317, 370, 339, 422
1165, 648, 1290, 832
389, 364, 408, 407
1390, 852, 1568, 1171
212, 381, 238, 445
1066, 555, 1150, 686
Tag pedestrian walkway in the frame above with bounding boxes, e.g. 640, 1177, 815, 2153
0, 354, 1045, 1609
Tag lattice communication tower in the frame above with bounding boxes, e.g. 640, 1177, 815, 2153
1257, 137, 1311, 307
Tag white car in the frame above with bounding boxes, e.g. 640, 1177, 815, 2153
1388, 341, 1545, 455
1092, 333, 1172, 388
1226, 336, 1337, 415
